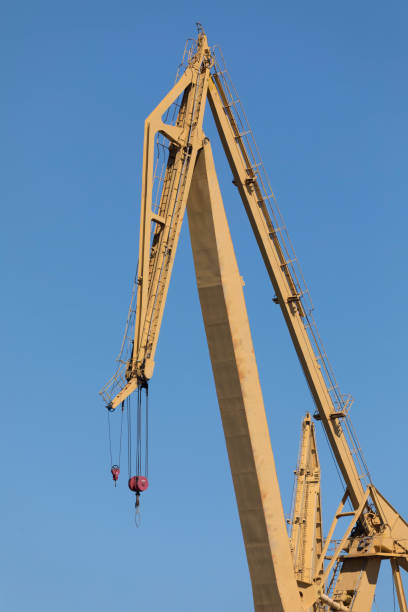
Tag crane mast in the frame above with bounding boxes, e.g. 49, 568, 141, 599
101, 30, 408, 611
290, 413, 323, 587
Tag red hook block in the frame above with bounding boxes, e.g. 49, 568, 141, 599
111, 466, 120, 482
128, 475, 149, 493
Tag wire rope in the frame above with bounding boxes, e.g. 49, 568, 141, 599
117, 401, 124, 468
127, 396, 132, 478
136, 387, 142, 476
107, 411, 113, 467
321, 422, 346, 494
145, 386, 149, 478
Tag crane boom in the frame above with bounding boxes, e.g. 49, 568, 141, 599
102, 38, 213, 407
207, 74, 366, 509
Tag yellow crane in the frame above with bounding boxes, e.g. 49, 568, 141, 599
101, 28, 408, 611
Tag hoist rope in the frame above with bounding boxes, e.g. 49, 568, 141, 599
118, 402, 124, 466
127, 395, 132, 478
135, 506, 141, 528
107, 402, 125, 470
107, 411, 113, 467
136, 387, 142, 476
115, 266, 139, 365
320, 423, 350, 503
126, 386, 149, 478
145, 386, 149, 478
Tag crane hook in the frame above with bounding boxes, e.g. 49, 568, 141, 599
134, 492, 142, 527
111, 465, 120, 486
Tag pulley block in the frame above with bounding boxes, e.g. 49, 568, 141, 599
128, 475, 149, 493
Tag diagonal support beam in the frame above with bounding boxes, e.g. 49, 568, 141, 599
322, 488, 370, 585
187, 141, 302, 612
392, 559, 408, 612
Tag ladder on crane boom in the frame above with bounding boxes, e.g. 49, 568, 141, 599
101, 29, 408, 611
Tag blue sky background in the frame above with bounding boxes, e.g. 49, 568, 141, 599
1, 1, 407, 610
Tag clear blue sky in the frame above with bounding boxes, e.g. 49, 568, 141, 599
1, 1, 407, 610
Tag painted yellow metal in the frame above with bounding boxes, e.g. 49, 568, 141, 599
104, 33, 212, 409
207, 76, 365, 511
290, 414, 323, 586
314, 484, 408, 608
321, 489, 371, 587
332, 557, 381, 611
132, 40, 211, 387
392, 559, 408, 612
101, 29, 408, 611
187, 141, 302, 612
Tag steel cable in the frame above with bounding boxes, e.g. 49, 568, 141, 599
145, 386, 149, 478
127, 396, 132, 478
107, 411, 113, 467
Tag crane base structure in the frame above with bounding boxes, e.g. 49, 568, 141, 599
100, 29, 408, 611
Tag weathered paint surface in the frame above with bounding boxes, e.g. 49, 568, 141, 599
187, 142, 302, 612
